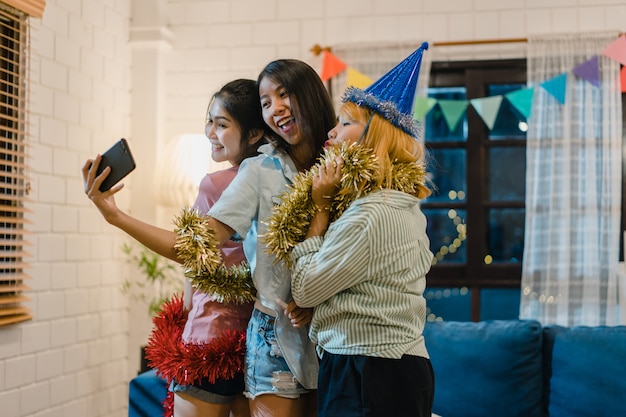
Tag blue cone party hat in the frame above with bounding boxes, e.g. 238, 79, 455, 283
342, 42, 429, 137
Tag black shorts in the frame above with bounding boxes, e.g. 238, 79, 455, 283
170, 373, 245, 404
317, 351, 434, 417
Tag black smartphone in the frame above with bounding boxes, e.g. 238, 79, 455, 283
96, 138, 136, 192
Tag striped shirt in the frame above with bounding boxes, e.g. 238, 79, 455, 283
290, 189, 433, 359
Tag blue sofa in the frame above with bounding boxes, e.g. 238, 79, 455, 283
129, 320, 626, 417
128, 369, 168, 417
424, 320, 626, 417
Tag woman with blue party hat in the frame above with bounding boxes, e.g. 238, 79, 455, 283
264, 42, 434, 417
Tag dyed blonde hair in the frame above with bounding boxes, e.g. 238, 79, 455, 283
340, 101, 431, 199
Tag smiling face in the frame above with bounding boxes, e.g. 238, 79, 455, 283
258, 76, 302, 146
205, 98, 245, 165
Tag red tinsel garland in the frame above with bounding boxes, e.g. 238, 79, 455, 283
144, 294, 247, 386
162, 391, 174, 417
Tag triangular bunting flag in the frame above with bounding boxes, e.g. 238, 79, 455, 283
540, 73, 567, 104
346, 67, 373, 89
470, 96, 503, 130
320, 51, 347, 81
601, 34, 626, 66
505, 87, 534, 119
413, 96, 437, 121
437, 100, 468, 131
571, 55, 600, 87
336, 35, 626, 126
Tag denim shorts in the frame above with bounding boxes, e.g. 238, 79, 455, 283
244, 308, 309, 399
170, 373, 245, 404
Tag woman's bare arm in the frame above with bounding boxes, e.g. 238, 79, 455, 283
82, 155, 235, 263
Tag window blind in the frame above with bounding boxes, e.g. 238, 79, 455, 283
1, 0, 44, 18
0, 5, 31, 326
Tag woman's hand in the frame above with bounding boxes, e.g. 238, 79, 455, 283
311, 157, 343, 211
82, 155, 184, 262
278, 299, 313, 328
82, 155, 124, 223
304, 157, 343, 239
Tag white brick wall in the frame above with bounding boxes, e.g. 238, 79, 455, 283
0, 0, 133, 415
162, 0, 626, 139
0, 1, 624, 416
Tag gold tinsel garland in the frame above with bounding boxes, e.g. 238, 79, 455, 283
264, 142, 427, 267
173, 207, 256, 304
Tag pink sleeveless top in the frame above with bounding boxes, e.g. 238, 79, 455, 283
181, 166, 254, 344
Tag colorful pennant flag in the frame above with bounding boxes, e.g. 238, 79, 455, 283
470, 96, 503, 130
571, 55, 600, 87
413, 96, 437, 121
540, 73, 567, 104
602, 34, 626, 66
505, 87, 534, 119
325, 33, 626, 133
346, 67, 373, 89
320, 51, 347, 81
437, 100, 468, 132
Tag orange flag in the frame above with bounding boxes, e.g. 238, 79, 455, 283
320, 51, 347, 81
620, 67, 626, 93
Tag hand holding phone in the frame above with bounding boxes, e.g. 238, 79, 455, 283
96, 138, 136, 192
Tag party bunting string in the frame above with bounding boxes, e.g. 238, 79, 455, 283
319, 34, 626, 131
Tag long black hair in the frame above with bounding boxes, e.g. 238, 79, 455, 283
207, 79, 269, 165
258, 59, 336, 169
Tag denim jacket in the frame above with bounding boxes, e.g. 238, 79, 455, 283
209, 143, 319, 389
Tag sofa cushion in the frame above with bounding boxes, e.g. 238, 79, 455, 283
423, 320, 543, 417
129, 369, 168, 417
543, 325, 626, 417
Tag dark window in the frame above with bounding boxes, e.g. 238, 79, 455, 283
422, 59, 527, 322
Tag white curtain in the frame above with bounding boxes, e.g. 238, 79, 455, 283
520, 31, 623, 326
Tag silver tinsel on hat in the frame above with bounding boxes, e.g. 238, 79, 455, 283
342, 42, 429, 138
342, 87, 421, 137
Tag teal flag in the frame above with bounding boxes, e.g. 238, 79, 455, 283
470, 96, 503, 130
540, 73, 567, 104
413, 96, 437, 121
505, 87, 534, 119
437, 99, 468, 131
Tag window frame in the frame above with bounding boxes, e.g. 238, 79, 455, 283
424, 59, 527, 321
